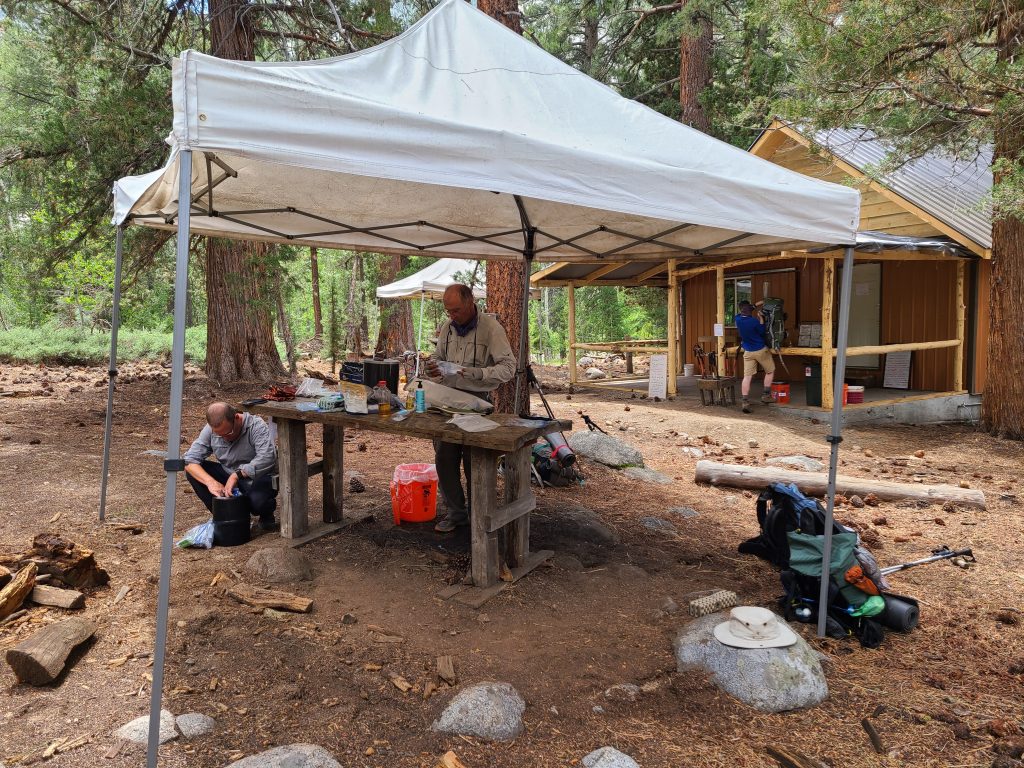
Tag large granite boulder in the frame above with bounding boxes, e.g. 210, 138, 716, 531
568, 431, 643, 468
674, 613, 828, 712
245, 547, 313, 583
223, 744, 342, 767
432, 682, 525, 742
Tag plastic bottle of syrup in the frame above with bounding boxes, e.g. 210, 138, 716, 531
374, 380, 392, 415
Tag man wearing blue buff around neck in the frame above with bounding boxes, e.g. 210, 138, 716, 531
423, 284, 516, 533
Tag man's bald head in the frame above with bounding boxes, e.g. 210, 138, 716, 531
443, 284, 477, 326
207, 402, 237, 427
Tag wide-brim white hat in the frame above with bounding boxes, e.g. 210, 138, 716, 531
713, 606, 798, 649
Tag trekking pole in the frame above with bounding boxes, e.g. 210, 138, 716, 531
880, 546, 974, 576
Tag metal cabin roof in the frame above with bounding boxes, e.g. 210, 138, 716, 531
806, 126, 992, 250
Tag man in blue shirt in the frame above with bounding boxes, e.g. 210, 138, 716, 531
735, 301, 775, 413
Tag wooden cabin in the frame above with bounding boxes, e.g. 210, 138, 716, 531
533, 121, 992, 414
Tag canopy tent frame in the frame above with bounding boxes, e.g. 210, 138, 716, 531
98, 2, 867, 762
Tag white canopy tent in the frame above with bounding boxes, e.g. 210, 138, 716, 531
375, 258, 485, 300
103, 1, 862, 763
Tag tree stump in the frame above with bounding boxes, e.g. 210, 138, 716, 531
6, 617, 96, 685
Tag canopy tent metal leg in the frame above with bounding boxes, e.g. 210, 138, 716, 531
146, 150, 193, 768
513, 196, 535, 416
98, 226, 125, 521
816, 245, 855, 637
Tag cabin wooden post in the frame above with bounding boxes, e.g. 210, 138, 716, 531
954, 260, 966, 391
821, 256, 836, 410
715, 266, 726, 376
667, 259, 678, 395
567, 283, 577, 385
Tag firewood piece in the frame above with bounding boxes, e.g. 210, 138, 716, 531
861, 717, 885, 754
0, 563, 37, 620
5, 616, 97, 685
30, 585, 85, 610
28, 534, 110, 588
695, 461, 986, 509
765, 745, 829, 768
226, 583, 312, 613
436, 655, 457, 686
0, 564, 11, 588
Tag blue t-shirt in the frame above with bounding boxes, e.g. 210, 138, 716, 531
736, 313, 766, 352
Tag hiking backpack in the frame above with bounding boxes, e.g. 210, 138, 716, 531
761, 297, 787, 352
738, 482, 844, 568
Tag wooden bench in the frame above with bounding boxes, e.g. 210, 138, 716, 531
697, 377, 737, 406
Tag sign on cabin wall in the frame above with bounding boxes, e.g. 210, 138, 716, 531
883, 350, 912, 389
649, 354, 668, 400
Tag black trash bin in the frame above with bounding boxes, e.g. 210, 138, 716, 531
212, 494, 251, 547
804, 362, 822, 407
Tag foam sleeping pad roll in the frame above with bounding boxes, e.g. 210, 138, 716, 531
880, 594, 919, 632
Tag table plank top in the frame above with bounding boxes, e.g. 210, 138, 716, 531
247, 400, 572, 452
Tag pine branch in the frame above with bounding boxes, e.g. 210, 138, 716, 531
44, 0, 170, 67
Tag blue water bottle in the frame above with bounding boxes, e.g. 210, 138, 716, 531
414, 380, 426, 413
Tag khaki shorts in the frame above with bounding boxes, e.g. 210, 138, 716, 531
743, 347, 776, 376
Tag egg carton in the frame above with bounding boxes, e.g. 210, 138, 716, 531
688, 589, 738, 618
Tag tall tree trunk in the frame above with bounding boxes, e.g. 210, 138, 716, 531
374, 255, 415, 356
478, 0, 529, 415
679, 1, 712, 133
275, 275, 297, 374
204, 0, 285, 382
344, 255, 364, 359
982, 6, 1024, 439
205, 239, 284, 381
310, 247, 324, 340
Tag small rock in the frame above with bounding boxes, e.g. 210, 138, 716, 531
871, 516, 888, 526
747, 439, 759, 448
914, 450, 926, 458
431, 682, 525, 742
603, 683, 641, 702
864, 493, 880, 506
583, 747, 640, 768
585, 367, 607, 380
668, 506, 699, 519
592, 705, 605, 714
863, 449, 874, 457
245, 548, 313, 583
641, 517, 676, 533
175, 712, 216, 739
342, 613, 358, 625
660, 597, 680, 614
114, 709, 178, 744
223, 744, 342, 767
680, 446, 704, 458
721, 443, 737, 453
959, 480, 971, 489
850, 495, 865, 508
766, 455, 824, 472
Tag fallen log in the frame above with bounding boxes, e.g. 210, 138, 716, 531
695, 461, 986, 509
6, 616, 97, 685
226, 583, 312, 613
0, 564, 10, 588
30, 585, 85, 610
0, 563, 37, 620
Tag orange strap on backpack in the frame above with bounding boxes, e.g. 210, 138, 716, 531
844, 564, 880, 596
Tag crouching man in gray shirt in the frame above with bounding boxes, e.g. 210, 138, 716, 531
183, 402, 279, 534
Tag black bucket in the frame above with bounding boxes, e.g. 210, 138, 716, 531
212, 495, 251, 547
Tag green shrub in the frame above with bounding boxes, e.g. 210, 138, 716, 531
0, 324, 208, 366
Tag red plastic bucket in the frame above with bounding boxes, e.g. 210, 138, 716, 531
771, 382, 790, 404
847, 385, 865, 404
390, 463, 438, 525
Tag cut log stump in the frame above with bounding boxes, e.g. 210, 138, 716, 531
226, 583, 312, 613
0, 563, 37, 620
694, 460, 986, 509
6, 616, 97, 685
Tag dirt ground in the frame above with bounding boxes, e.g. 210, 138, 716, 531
1, 360, 1023, 768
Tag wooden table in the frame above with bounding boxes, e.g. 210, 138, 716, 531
247, 401, 571, 593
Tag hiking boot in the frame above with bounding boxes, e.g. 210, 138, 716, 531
250, 518, 280, 537
434, 515, 469, 533
761, 394, 774, 405
741, 400, 752, 414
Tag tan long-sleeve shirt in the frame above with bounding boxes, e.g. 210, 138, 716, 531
433, 311, 516, 394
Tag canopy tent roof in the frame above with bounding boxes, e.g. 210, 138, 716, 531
113, 0, 859, 263
376, 259, 485, 300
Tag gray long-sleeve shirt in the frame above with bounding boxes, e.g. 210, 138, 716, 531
433, 311, 516, 394
183, 413, 277, 479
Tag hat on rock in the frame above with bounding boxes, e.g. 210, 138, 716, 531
713, 606, 798, 649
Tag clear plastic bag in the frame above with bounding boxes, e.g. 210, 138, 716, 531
176, 520, 215, 549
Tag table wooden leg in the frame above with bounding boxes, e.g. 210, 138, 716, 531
323, 424, 344, 523
504, 446, 532, 568
278, 419, 309, 539
469, 447, 499, 587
